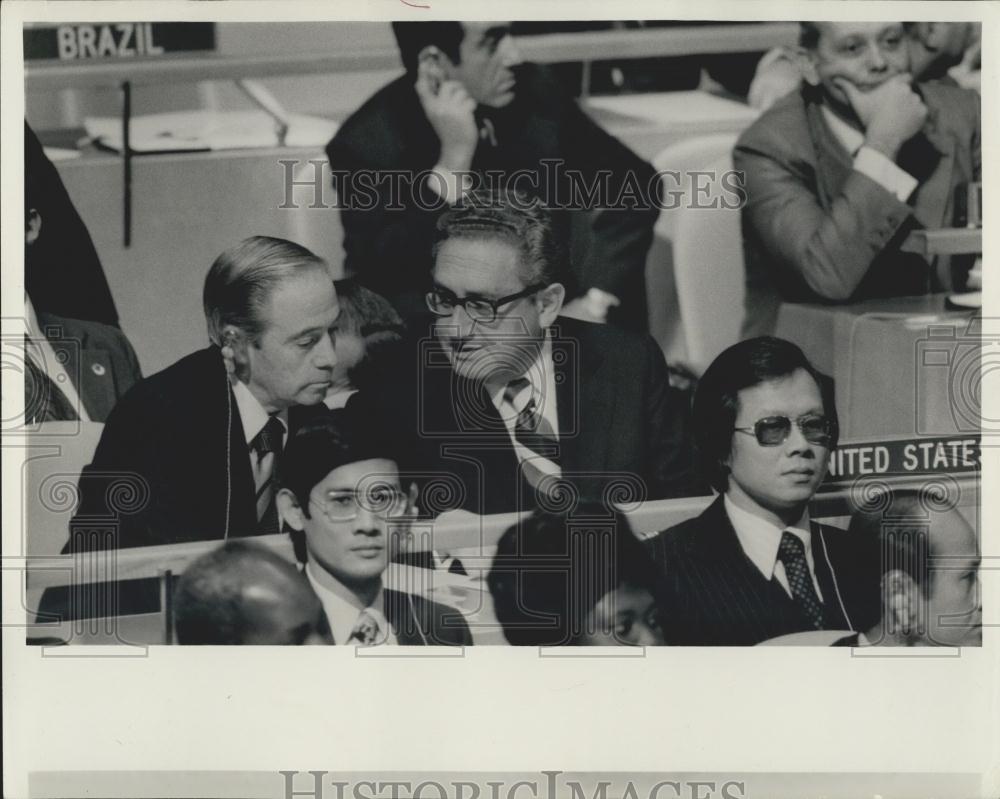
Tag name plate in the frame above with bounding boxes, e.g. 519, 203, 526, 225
824, 435, 980, 485
24, 22, 216, 61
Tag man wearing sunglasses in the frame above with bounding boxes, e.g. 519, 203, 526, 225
364, 189, 701, 516
646, 336, 879, 645
276, 416, 471, 646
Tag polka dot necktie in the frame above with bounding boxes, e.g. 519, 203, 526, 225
776, 531, 825, 630
348, 609, 381, 647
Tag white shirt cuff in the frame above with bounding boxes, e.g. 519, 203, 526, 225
854, 146, 918, 203
426, 164, 472, 206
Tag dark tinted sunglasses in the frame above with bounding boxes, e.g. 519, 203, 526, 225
734, 414, 836, 447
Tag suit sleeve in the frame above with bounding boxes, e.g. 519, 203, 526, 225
558, 89, 661, 297
68, 385, 161, 551
733, 137, 914, 301
326, 135, 446, 298
642, 336, 705, 498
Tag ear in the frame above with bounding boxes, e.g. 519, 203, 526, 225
419, 44, 455, 71
883, 570, 920, 635
795, 45, 821, 86
277, 488, 305, 532
537, 282, 566, 328
25, 208, 41, 245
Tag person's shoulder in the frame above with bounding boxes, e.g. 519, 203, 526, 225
647, 496, 723, 555
327, 75, 416, 164
387, 589, 472, 645
736, 86, 811, 155
919, 80, 979, 127
550, 316, 653, 353
112, 347, 221, 416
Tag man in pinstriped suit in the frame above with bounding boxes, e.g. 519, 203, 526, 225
646, 337, 880, 645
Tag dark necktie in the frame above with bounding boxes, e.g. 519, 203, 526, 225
503, 376, 560, 489
250, 416, 285, 532
776, 531, 825, 630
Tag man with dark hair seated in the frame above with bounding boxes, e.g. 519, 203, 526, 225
276, 416, 472, 646
835, 489, 981, 647
646, 336, 879, 645
327, 21, 661, 329
324, 279, 406, 410
488, 505, 666, 646
736, 21, 980, 336
173, 540, 332, 645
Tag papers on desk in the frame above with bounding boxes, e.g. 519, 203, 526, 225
84, 109, 339, 153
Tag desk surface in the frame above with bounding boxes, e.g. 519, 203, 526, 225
900, 228, 982, 256
775, 294, 980, 439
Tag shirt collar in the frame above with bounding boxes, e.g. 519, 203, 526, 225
305, 562, 386, 645
724, 494, 812, 581
232, 378, 287, 444
489, 331, 553, 408
820, 105, 865, 157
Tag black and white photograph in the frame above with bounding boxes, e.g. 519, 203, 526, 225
2, 1, 996, 797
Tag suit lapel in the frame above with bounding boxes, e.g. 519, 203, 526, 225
552, 320, 613, 475
805, 97, 855, 209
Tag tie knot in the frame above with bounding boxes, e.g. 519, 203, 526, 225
349, 608, 381, 646
776, 530, 807, 564
503, 376, 532, 406
251, 416, 285, 458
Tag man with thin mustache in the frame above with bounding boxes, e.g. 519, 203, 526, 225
736, 21, 981, 337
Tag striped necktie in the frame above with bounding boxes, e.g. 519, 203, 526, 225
776, 531, 825, 630
250, 415, 285, 532
503, 376, 560, 488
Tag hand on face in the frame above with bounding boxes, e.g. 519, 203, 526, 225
835, 73, 928, 158
416, 58, 478, 172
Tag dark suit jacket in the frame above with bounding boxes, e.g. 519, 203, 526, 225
645, 495, 879, 645
734, 82, 981, 336
326, 64, 660, 327
26, 122, 119, 327
358, 317, 703, 516
33, 311, 142, 422
69, 347, 321, 550
353, 588, 472, 646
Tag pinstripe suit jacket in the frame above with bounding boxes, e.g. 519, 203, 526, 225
645, 495, 879, 646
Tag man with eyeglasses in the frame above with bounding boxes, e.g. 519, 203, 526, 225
326, 21, 661, 330
276, 416, 472, 646
646, 336, 879, 645
364, 189, 701, 517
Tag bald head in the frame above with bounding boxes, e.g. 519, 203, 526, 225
174, 541, 331, 645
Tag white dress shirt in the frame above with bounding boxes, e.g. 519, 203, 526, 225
24, 298, 91, 422
232, 380, 287, 501
820, 105, 919, 203
305, 563, 397, 646
724, 495, 824, 601
488, 332, 561, 479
